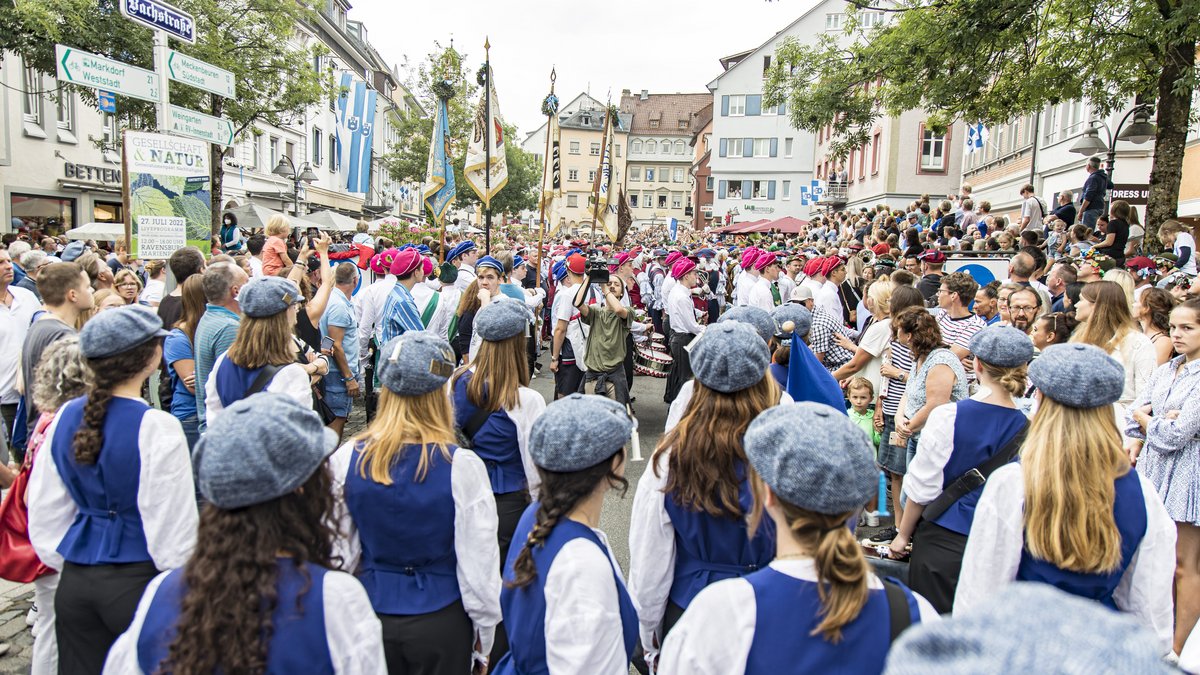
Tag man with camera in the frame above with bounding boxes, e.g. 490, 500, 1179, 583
573, 261, 633, 405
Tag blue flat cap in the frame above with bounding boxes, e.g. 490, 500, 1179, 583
474, 299, 532, 341
772, 303, 813, 339
79, 304, 168, 359
529, 394, 633, 471
476, 255, 504, 274
416, 244, 432, 255
718, 306, 776, 344
237, 277, 303, 318
1029, 343, 1124, 408
513, 255, 527, 268
60, 240, 86, 262
378, 332, 456, 396
744, 402, 876, 514
691, 322, 770, 393
969, 325, 1033, 368
194, 393, 338, 509
551, 261, 567, 281
446, 240, 476, 261
885, 583, 1172, 675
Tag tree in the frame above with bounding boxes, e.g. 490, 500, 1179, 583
1, 0, 335, 233
487, 123, 542, 217
763, 0, 1199, 245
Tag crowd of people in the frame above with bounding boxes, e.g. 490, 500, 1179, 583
0, 187, 1197, 674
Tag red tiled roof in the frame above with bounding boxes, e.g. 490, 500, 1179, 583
619, 92, 712, 137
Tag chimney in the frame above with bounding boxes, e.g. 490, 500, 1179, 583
640, 89, 649, 100
621, 88, 631, 96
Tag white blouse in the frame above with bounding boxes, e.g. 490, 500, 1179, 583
203, 353, 313, 425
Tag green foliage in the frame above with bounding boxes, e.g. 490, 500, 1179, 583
488, 123, 542, 216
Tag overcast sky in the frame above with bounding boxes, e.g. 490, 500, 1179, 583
350, 0, 816, 138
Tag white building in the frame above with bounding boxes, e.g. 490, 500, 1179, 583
618, 89, 710, 228
520, 92, 604, 164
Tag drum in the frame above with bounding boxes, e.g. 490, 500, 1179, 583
650, 332, 666, 347
634, 345, 672, 378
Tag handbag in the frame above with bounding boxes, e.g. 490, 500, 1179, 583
0, 464, 53, 583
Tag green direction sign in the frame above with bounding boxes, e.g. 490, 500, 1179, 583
56, 44, 159, 103
167, 50, 236, 99
168, 106, 234, 146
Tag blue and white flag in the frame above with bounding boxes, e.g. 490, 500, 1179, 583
668, 217, 678, 242
965, 122, 989, 154
335, 72, 378, 194
423, 96, 455, 225
798, 180, 824, 206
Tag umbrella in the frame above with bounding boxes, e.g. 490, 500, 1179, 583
368, 216, 403, 233
713, 219, 766, 234
225, 203, 323, 233
306, 209, 362, 233
65, 222, 126, 241
735, 216, 810, 234
12, 199, 65, 219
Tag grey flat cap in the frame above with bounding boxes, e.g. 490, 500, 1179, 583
718, 305, 776, 344
237, 277, 303, 318
474, 299, 532, 342
1029, 343, 1124, 408
969, 325, 1033, 368
885, 583, 1173, 675
691, 321, 770, 393
79, 304, 168, 359
744, 402, 876, 514
195, 393, 338, 509
60, 240, 86, 262
378, 332, 456, 396
529, 393, 633, 472
772, 303, 813, 339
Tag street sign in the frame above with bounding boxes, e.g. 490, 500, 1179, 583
98, 90, 116, 113
56, 44, 160, 103
168, 105, 234, 146
119, 0, 196, 44
167, 50, 235, 99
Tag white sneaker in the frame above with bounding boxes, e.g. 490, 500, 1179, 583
862, 511, 880, 527
25, 604, 36, 627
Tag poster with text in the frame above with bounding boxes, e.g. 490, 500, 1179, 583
122, 131, 212, 259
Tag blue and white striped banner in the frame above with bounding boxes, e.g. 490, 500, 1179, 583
336, 72, 377, 194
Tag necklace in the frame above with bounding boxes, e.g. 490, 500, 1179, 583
773, 551, 812, 562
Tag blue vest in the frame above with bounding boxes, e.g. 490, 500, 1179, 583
51, 396, 153, 565
744, 568, 921, 674
663, 462, 777, 608
213, 357, 276, 409
492, 503, 637, 675
931, 400, 1028, 535
137, 560, 334, 674
768, 362, 788, 389
453, 374, 525, 494
344, 442, 461, 615
1017, 470, 1147, 610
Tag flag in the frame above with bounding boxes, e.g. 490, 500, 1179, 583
593, 110, 617, 240
615, 186, 633, 245
335, 72, 377, 194
542, 113, 563, 235
424, 97, 455, 225
464, 66, 508, 208
668, 217, 678, 242
966, 122, 989, 154
787, 333, 847, 413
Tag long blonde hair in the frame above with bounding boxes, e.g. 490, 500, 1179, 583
1071, 280, 1137, 354
1021, 397, 1127, 573
352, 388, 456, 484
453, 333, 528, 412
226, 310, 295, 369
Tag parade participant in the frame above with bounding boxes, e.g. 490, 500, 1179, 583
492, 394, 637, 675
355, 249, 398, 371
458, 256, 509, 364
447, 240, 479, 292
204, 277, 316, 423
647, 249, 669, 334
885, 326, 1031, 612
629, 322, 779, 668
799, 257, 825, 296
664, 258, 704, 404
103, 394, 386, 674
893, 306, 969, 469
746, 252, 781, 311
27, 306, 198, 674
657, 402, 936, 674
767, 303, 813, 389
1126, 297, 1200, 654
549, 258, 587, 398
816, 256, 847, 320
1071, 280, 1155, 425
380, 249, 426, 343
733, 248, 760, 307
331, 332, 500, 674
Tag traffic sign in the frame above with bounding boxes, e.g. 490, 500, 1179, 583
98, 90, 116, 113
168, 105, 235, 146
167, 50, 235, 99
119, 0, 196, 44
56, 45, 160, 103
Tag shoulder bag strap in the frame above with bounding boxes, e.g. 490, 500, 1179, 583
922, 423, 1028, 523
461, 404, 493, 443
246, 364, 284, 397
883, 579, 911, 642
420, 291, 440, 327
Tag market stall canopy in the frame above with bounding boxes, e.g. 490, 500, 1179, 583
224, 204, 323, 232
712, 219, 766, 234
737, 216, 810, 234
306, 209, 361, 233
65, 221, 126, 241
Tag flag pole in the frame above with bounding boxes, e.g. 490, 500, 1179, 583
536, 67, 556, 286
483, 37, 492, 255
590, 107, 611, 241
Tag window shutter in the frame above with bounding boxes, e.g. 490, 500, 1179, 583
742, 180, 753, 197
718, 180, 727, 199
743, 138, 753, 158
770, 138, 778, 157
746, 95, 762, 116
721, 95, 730, 116
768, 181, 777, 200
719, 138, 727, 157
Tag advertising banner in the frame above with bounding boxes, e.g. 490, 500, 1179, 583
122, 130, 212, 258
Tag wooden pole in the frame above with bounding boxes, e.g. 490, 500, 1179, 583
535, 68, 556, 288
483, 37, 492, 255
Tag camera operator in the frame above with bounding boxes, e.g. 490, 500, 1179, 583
573, 266, 633, 405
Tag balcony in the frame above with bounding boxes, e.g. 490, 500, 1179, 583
819, 181, 848, 206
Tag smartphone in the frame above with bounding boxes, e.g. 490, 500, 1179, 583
889, 431, 904, 447
320, 336, 335, 352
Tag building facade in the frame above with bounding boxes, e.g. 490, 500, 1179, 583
553, 102, 630, 235
618, 90, 710, 229
690, 102, 715, 229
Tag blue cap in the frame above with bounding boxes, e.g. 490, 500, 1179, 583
237, 277, 303, 318
378, 332, 457, 396
969, 325, 1033, 368
60, 240, 86, 262
416, 244, 432, 255
696, 248, 716, 259
476, 255, 505, 275
79, 304, 169, 359
513, 255, 527, 268
474, 299, 532, 341
446, 240, 477, 261
717, 306, 776, 344
691, 322, 770, 393
772, 303, 813, 338
1028, 343, 1124, 408
552, 261, 568, 281
528, 394, 633, 472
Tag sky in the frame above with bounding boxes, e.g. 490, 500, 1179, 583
350, 0, 817, 139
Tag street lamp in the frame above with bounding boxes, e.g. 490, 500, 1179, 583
1069, 103, 1156, 216
272, 156, 318, 217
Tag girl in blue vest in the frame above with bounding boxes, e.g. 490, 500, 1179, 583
26, 306, 198, 674
955, 343, 1176, 653
204, 276, 317, 424
103, 393, 386, 674
658, 402, 937, 674
629, 321, 779, 668
330, 332, 501, 674
493, 394, 637, 675
886, 325, 1033, 612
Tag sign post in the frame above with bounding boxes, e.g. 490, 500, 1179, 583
167, 50, 236, 99
168, 106, 235, 146
55, 45, 160, 103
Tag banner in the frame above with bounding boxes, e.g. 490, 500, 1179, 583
543, 113, 563, 235
424, 96, 456, 225
336, 71, 377, 194
465, 67, 508, 207
593, 110, 617, 240
122, 130, 211, 259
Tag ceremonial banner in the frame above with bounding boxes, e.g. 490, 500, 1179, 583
336, 71, 378, 194
122, 130, 212, 259
465, 68, 508, 207
424, 96, 456, 224
543, 113, 563, 235
592, 110, 617, 240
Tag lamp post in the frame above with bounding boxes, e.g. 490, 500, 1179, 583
1068, 103, 1156, 217
272, 156, 319, 217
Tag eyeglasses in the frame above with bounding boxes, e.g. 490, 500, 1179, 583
117, 282, 139, 288
1009, 305, 1038, 314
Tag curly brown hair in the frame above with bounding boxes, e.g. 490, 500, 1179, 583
162, 465, 339, 674
1139, 287, 1176, 335
940, 271, 978, 306
891, 306, 943, 361
73, 338, 162, 465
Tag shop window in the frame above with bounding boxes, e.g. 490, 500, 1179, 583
11, 194, 75, 236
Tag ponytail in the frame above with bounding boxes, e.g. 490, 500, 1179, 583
72, 338, 162, 465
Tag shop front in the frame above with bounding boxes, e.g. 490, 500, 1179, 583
4, 160, 125, 238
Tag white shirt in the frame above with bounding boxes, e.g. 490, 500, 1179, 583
733, 270, 752, 307
855, 318, 892, 394
203, 354, 313, 425
353, 274, 396, 371
1112, 331, 1156, 414
103, 568, 386, 675
139, 278, 165, 305
664, 380, 793, 434
543, 528, 633, 675
28, 402, 198, 572
954, 463, 1176, 652
248, 255, 264, 278
814, 281, 842, 321
800, 277, 824, 297
746, 276, 776, 312
660, 275, 677, 306
627, 450, 678, 657
411, 282, 455, 343
665, 284, 703, 336
657, 559, 940, 675
552, 282, 587, 370
328, 443, 502, 655
0, 285, 40, 403
1175, 232, 1198, 275
776, 274, 796, 306
455, 265, 477, 292
902, 395, 1012, 506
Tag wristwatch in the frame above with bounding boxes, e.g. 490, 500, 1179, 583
342, 375, 356, 382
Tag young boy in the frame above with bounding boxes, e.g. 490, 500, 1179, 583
847, 377, 882, 526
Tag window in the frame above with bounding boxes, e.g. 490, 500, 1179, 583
615, 144, 621, 157
673, 168, 685, 182
706, 176, 714, 192
660, 167, 670, 182
645, 168, 655, 182
269, 137, 280, 169
848, 149, 856, 180
753, 139, 771, 157
661, 142, 671, 155
920, 127, 946, 171
674, 140, 685, 154
672, 193, 683, 209
329, 134, 339, 172
751, 180, 768, 199
569, 140, 581, 154
646, 140, 657, 154
567, 194, 578, 207
678, 120, 689, 130
763, 55, 772, 75
590, 142, 601, 156
784, 137, 793, 158
629, 193, 639, 208
649, 119, 659, 129
312, 128, 323, 166
782, 180, 791, 200
22, 65, 41, 124
871, 131, 881, 174
588, 169, 596, 182
581, 114, 591, 126
56, 90, 74, 132
825, 13, 844, 30
728, 95, 746, 116
631, 140, 642, 153
102, 113, 118, 147
728, 182, 743, 199
764, 104, 778, 115
859, 142, 866, 178
657, 194, 668, 208
285, 141, 295, 163
727, 138, 744, 157
568, 169, 579, 182
860, 11, 884, 28
630, 166, 641, 181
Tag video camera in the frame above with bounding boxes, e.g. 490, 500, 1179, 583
585, 252, 617, 285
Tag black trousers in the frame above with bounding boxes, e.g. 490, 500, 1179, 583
908, 519, 968, 614
56, 560, 159, 675
379, 599, 474, 675
663, 332, 694, 404
490, 490, 531, 668
553, 362, 584, 399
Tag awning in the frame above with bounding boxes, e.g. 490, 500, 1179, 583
305, 209, 362, 233
736, 216, 810, 234
225, 203, 324, 232
64, 221, 126, 241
